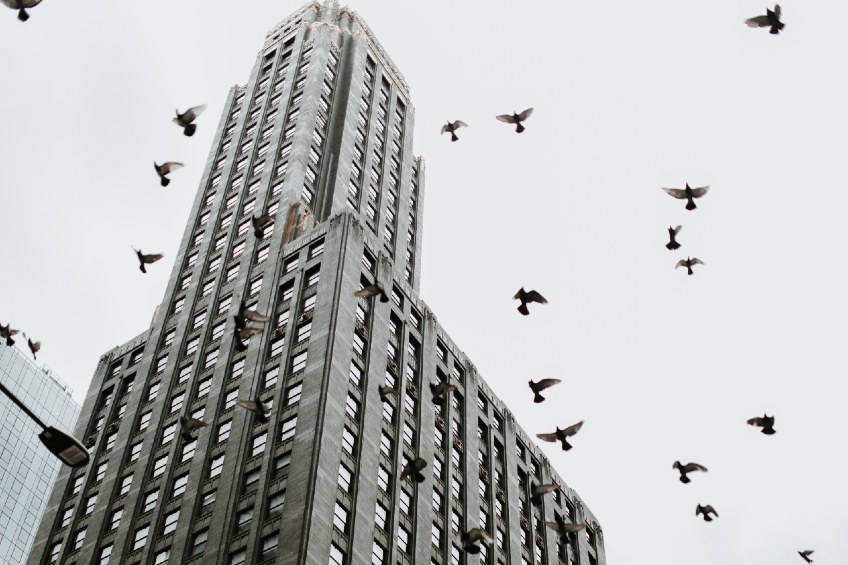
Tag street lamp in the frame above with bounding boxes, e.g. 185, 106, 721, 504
0, 381, 90, 467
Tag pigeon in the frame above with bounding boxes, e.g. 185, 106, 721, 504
662, 183, 710, 211
546, 515, 587, 538
673, 461, 708, 483
22, 333, 40, 360
0, 323, 19, 346
531, 484, 559, 505
430, 380, 457, 406
528, 379, 561, 403
513, 287, 548, 316
675, 257, 704, 276
354, 283, 389, 303
173, 104, 207, 137
1, 0, 42, 22
133, 247, 164, 274
179, 415, 208, 442
536, 421, 584, 451
154, 162, 184, 187
252, 213, 276, 238
666, 225, 683, 250
236, 397, 270, 423
379, 385, 400, 403
747, 413, 776, 435
440, 120, 468, 142
496, 108, 534, 133
746, 4, 784, 34
695, 504, 719, 522
233, 325, 263, 352
798, 550, 814, 563
460, 528, 493, 554
400, 458, 427, 483
233, 300, 270, 329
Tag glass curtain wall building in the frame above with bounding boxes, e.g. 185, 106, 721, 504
0, 344, 80, 565
27, 2, 605, 565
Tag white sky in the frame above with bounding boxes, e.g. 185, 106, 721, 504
2, 1, 847, 564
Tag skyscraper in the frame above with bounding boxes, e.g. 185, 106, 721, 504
28, 2, 605, 564
0, 344, 79, 565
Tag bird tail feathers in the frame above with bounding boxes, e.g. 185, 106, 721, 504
533, 392, 545, 403
450, 131, 458, 142
184, 124, 197, 137
666, 241, 680, 250
516, 123, 525, 134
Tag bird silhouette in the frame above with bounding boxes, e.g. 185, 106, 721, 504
1, 0, 42, 22
0, 323, 19, 346
666, 225, 683, 250
673, 461, 708, 483
233, 300, 270, 329
798, 550, 814, 563
179, 415, 208, 443
173, 104, 207, 137
746, 4, 784, 34
22, 333, 40, 360
355, 283, 389, 303
430, 379, 457, 406
496, 108, 534, 133
460, 528, 493, 554
695, 504, 719, 521
133, 247, 164, 274
528, 379, 561, 403
440, 120, 468, 142
400, 458, 427, 483
379, 385, 400, 403
662, 183, 710, 210
747, 413, 776, 435
513, 287, 548, 316
537, 421, 584, 451
252, 213, 276, 238
154, 161, 184, 187
675, 257, 704, 276
236, 397, 270, 423
531, 483, 559, 505
546, 515, 587, 538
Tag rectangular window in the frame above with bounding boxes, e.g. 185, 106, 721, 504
152, 455, 168, 477
268, 491, 285, 517
333, 502, 349, 533
109, 507, 123, 531
210, 454, 225, 477
252, 432, 268, 456
264, 366, 280, 388
172, 474, 188, 498
170, 392, 185, 413
205, 348, 219, 369
191, 530, 208, 557
280, 416, 297, 442
196, 377, 212, 398
133, 526, 149, 551
291, 350, 307, 373
217, 420, 232, 442
119, 474, 133, 495
224, 388, 238, 409
162, 510, 180, 535
226, 264, 240, 282
143, 490, 158, 512
129, 442, 142, 463
342, 427, 356, 455
285, 382, 302, 405
218, 294, 233, 315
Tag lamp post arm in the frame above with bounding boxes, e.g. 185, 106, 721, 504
0, 381, 48, 430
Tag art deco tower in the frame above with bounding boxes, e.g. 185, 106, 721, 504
28, 3, 606, 565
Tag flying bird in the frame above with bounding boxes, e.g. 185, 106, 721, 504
233, 300, 270, 329
1, 0, 42, 22
440, 120, 468, 142
528, 379, 561, 403
798, 550, 814, 563
747, 413, 776, 435
546, 515, 587, 537
252, 213, 276, 238
400, 458, 427, 483
666, 225, 682, 250
22, 333, 40, 360
154, 161, 184, 187
430, 380, 457, 406
0, 323, 19, 346
355, 283, 389, 303
513, 287, 548, 316
531, 484, 559, 505
537, 421, 584, 451
173, 104, 207, 137
675, 257, 704, 276
695, 504, 719, 522
133, 247, 164, 274
673, 461, 708, 483
662, 183, 710, 210
460, 528, 493, 554
496, 108, 534, 133
236, 397, 270, 423
379, 385, 400, 403
746, 4, 784, 34
179, 415, 208, 442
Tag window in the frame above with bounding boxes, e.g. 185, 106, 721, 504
156, 354, 168, 373
182, 439, 197, 462
375, 501, 388, 530
119, 474, 132, 495
178, 364, 192, 384
280, 281, 295, 302
161, 423, 177, 444
218, 420, 232, 442
280, 416, 297, 441
73, 527, 86, 549
129, 442, 142, 463
329, 544, 345, 565
268, 491, 285, 517
342, 427, 356, 455
172, 474, 189, 498
273, 453, 291, 479
205, 348, 219, 369
249, 277, 263, 296
191, 529, 208, 557
196, 377, 213, 398
432, 524, 442, 549
264, 366, 280, 389
399, 488, 411, 515
226, 264, 240, 283
269, 336, 285, 358
163, 328, 176, 347
170, 391, 185, 413
398, 526, 410, 554
133, 525, 149, 550
296, 322, 312, 343
333, 502, 349, 533
310, 240, 324, 258
345, 394, 359, 420
284, 256, 299, 273
99, 544, 113, 564
285, 382, 302, 405
243, 468, 261, 494
180, 274, 192, 291
224, 388, 238, 409
257, 245, 270, 263
106, 432, 117, 450
163, 510, 180, 535
260, 533, 279, 561
231, 241, 246, 258
291, 350, 307, 373
236, 508, 253, 533
152, 455, 168, 477
218, 294, 233, 315
154, 549, 170, 565
200, 490, 216, 513
380, 432, 392, 458
210, 454, 225, 477
61, 505, 74, 527
252, 432, 268, 456
230, 549, 247, 565
143, 490, 158, 512
185, 337, 199, 356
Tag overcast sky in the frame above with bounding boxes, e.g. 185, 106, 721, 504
2, 1, 848, 564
